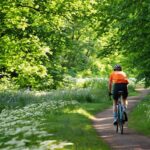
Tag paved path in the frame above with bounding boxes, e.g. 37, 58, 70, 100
92, 89, 150, 150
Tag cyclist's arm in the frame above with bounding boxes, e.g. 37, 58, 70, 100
124, 71, 129, 84
109, 74, 113, 93
109, 80, 112, 92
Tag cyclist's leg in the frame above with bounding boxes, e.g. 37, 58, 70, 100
113, 99, 117, 123
113, 100, 118, 125
122, 99, 127, 110
122, 84, 128, 121
112, 84, 119, 124
122, 83, 128, 111
122, 98, 128, 121
113, 100, 117, 112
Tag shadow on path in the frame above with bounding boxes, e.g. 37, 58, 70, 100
93, 89, 150, 150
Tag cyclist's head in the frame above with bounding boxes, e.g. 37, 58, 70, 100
114, 64, 122, 71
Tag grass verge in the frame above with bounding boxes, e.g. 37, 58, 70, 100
128, 84, 139, 96
0, 81, 137, 149
0, 80, 112, 150
128, 94, 150, 136
42, 102, 111, 150
0, 99, 111, 150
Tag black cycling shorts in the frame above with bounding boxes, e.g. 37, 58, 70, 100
112, 83, 128, 100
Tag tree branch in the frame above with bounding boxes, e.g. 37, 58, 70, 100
16, 4, 41, 12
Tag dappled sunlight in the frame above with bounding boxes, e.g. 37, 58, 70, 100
65, 108, 96, 120
101, 135, 113, 138
0, 99, 78, 150
95, 123, 112, 129
93, 116, 113, 121
75, 108, 95, 119
39, 140, 73, 150
2, 138, 73, 150
94, 123, 112, 130
114, 144, 141, 149
93, 114, 114, 134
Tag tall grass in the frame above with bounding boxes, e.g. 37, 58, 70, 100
0, 79, 110, 111
128, 84, 138, 96
0, 79, 136, 112
0, 79, 138, 149
0, 79, 111, 150
128, 94, 150, 136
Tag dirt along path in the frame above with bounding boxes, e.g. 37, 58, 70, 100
92, 89, 150, 150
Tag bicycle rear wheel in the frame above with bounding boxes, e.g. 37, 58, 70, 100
119, 120, 123, 134
116, 122, 118, 133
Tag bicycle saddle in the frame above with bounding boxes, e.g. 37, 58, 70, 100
118, 91, 124, 94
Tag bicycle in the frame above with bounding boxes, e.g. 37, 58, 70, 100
115, 91, 127, 134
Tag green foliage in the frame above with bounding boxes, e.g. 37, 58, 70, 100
1, 0, 149, 89
83, 79, 109, 102
96, 0, 150, 86
0, 99, 79, 149
128, 84, 138, 96
0, 80, 111, 150
0, 80, 110, 113
129, 94, 150, 136
0, 100, 111, 150
0, 0, 101, 89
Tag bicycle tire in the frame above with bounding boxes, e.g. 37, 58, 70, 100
119, 120, 123, 134
118, 104, 124, 134
116, 122, 118, 133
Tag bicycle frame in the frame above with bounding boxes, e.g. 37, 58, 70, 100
116, 91, 124, 134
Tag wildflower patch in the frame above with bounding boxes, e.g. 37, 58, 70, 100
0, 100, 78, 150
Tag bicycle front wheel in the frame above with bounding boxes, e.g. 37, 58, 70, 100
118, 105, 124, 134
116, 122, 118, 133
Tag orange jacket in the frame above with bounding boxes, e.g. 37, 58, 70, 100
109, 71, 129, 84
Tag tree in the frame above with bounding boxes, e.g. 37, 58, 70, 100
0, 0, 101, 89
96, 0, 150, 86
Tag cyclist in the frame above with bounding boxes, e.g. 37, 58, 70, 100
109, 64, 129, 125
